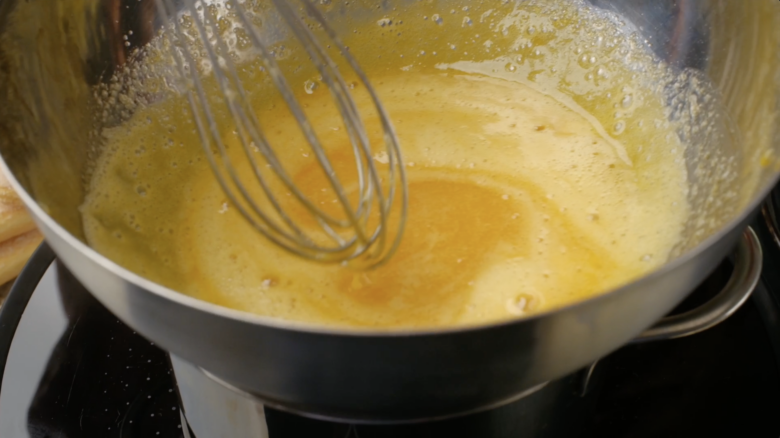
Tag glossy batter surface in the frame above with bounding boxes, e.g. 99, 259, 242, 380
82, 73, 687, 328
81, 0, 690, 329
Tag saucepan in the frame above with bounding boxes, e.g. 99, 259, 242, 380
0, 0, 776, 423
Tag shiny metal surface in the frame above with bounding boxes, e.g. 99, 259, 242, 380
192, 227, 762, 423
580, 226, 762, 397
0, 0, 778, 422
171, 355, 271, 438
198, 363, 553, 424
632, 227, 762, 343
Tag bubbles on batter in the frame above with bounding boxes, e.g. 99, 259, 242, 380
506, 293, 539, 315
303, 79, 318, 94
261, 277, 278, 289
613, 121, 626, 135
79, 0, 708, 329
621, 94, 633, 109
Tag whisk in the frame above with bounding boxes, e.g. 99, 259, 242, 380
153, 0, 407, 267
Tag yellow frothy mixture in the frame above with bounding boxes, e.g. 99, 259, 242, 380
81, 70, 688, 328
79, 0, 695, 329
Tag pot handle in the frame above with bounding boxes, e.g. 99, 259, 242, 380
580, 227, 761, 396
630, 226, 762, 344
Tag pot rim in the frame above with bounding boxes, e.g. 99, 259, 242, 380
1, 157, 776, 338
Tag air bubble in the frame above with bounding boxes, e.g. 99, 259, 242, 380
304, 80, 317, 94
432, 14, 443, 25
614, 121, 626, 135
374, 151, 389, 164
505, 63, 516, 72
507, 294, 536, 315
261, 278, 278, 289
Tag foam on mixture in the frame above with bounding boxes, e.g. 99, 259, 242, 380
81, 0, 691, 329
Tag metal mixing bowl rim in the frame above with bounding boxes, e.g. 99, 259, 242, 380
1, 157, 775, 337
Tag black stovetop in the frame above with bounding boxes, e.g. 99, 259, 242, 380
1, 206, 780, 437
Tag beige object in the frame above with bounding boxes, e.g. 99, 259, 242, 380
0, 169, 42, 288
0, 171, 37, 241
0, 229, 42, 285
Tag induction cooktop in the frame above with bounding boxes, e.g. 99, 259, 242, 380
1, 208, 780, 437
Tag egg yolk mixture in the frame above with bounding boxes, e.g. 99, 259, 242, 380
81, 1, 690, 329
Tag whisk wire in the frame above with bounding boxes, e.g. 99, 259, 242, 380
294, 0, 409, 258
162, 0, 350, 255
186, 0, 322, 246
155, 0, 315, 255
269, 0, 380, 235
231, 0, 375, 241
153, 0, 407, 266
204, 0, 371, 253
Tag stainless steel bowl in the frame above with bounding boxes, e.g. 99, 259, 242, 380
0, 0, 777, 422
